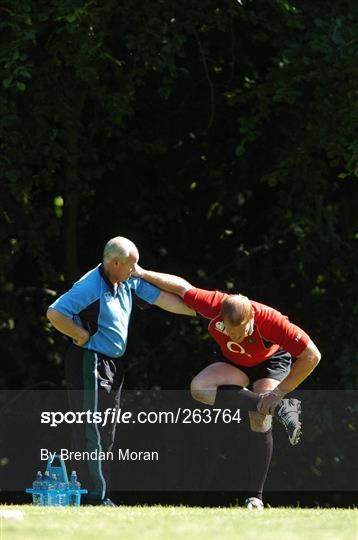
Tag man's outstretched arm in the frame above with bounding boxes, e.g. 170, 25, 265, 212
134, 264, 193, 298
154, 290, 196, 316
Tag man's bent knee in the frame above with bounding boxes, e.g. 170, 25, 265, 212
190, 382, 216, 406
248, 411, 272, 432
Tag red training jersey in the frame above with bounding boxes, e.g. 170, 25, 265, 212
183, 288, 310, 367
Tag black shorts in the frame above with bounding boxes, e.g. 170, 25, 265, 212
224, 350, 292, 387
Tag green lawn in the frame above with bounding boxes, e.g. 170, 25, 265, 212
0, 505, 356, 540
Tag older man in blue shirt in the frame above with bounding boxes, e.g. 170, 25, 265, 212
47, 236, 194, 505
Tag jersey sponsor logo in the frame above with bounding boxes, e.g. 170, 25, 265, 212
227, 341, 250, 356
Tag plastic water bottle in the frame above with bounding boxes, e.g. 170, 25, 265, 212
32, 471, 43, 506
68, 471, 81, 506
48, 473, 59, 506
57, 481, 68, 506
42, 471, 51, 506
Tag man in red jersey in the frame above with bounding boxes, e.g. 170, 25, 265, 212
133, 265, 321, 510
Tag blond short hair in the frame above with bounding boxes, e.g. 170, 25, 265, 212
220, 294, 253, 325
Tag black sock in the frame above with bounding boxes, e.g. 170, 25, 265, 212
215, 384, 261, 412
247, 428, 273, 500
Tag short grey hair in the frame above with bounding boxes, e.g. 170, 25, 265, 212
103, 236, 137, 263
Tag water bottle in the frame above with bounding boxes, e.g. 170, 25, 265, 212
48, 473, 59, 506
42, 471, 51, 506
68, 471, 81, 506
32, 471, 43, 506
57, 481, 67, 506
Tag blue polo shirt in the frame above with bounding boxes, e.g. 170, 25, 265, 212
49, 264, 161, 358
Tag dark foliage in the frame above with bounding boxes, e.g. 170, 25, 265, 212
0, 0, 357, 502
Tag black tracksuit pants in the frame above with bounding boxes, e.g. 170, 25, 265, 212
65, 344, 125, 502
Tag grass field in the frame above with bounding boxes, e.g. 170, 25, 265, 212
0, 505, 356, 540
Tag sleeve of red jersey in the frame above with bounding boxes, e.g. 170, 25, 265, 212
183, 288, 227, 319
259, 308, 310, 357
